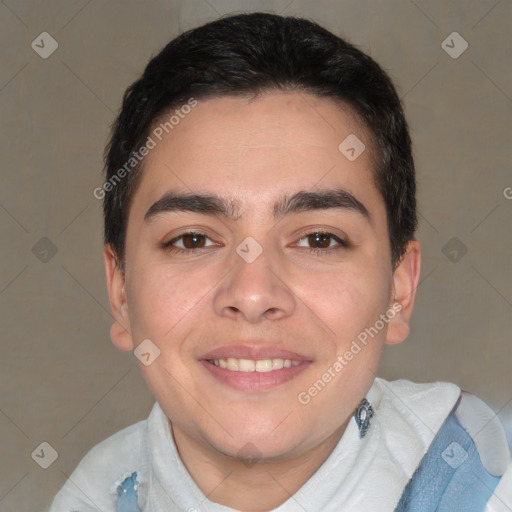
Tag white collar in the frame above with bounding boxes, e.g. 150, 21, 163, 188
143, 378, 460, 512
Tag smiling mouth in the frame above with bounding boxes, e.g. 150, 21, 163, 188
206, 357, 302, 372
201, 357, 311, 391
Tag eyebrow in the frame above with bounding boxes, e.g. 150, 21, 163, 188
144, 188, 370, 223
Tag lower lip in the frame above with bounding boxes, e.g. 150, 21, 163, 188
199, 360, 312, 391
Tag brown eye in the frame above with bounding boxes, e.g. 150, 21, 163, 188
308, 233, 331, 248
181, 233, 206, 249
163, 231, 217, 253
296, 231, 349, 252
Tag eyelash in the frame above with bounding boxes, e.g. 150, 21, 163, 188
162, 230, 349, 256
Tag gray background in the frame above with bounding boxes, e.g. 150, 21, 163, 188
0, 1, 511, 510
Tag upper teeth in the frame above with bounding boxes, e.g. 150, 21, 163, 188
210, 358, 301, 372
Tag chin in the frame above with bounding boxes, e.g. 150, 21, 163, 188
207, 426, 307, 463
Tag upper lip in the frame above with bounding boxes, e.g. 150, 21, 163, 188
200, 344, 312, 362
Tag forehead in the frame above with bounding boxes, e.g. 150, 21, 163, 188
130, 92, 384, 222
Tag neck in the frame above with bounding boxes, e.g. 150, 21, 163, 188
171, 421, 348, 512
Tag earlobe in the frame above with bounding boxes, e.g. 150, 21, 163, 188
103, 244, 134, 352
385, 239, 421, 345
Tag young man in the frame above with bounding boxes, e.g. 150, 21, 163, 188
51, 12, 511, 512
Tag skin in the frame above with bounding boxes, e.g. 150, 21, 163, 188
104, 92, 421, 511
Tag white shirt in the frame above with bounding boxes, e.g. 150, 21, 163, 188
49, 378, 512, 512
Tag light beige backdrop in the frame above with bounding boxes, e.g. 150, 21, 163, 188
0, 1, 511, 510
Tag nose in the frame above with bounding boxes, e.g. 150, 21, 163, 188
212, 242, 296, 323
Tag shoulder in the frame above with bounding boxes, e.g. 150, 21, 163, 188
383, 380, 512, 511
486, 461, 512, 511
374, 378, 511, 471
49, 406, 154, 512
73, 414, 150, 483
455, 391, 510, 477
372, 378, 461, 440
454, 391, 512, 511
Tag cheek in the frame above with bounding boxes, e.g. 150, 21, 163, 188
298, 262, 390, 344
126, 263, 211, 341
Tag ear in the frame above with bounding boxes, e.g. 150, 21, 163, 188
103, 244, 134, 352
385, 239, 421, 345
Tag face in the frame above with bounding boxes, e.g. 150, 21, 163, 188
105, 92, 418, 462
